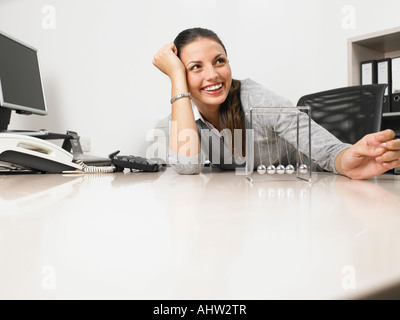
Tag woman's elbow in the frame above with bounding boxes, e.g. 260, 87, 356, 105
170, 163, 203, 175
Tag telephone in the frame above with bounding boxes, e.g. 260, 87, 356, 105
0, 133, 83, 173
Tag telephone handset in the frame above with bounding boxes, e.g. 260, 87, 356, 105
0, 133, 83, 173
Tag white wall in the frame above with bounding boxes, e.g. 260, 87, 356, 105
1, 0, 400, 157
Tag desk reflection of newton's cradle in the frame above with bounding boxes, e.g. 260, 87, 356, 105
245, 107, 312, 183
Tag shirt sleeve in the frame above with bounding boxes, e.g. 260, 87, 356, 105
240, 78, 352, 173
306, 117, 352, 173
168, 147, 204, 175
156, 114, 204, 175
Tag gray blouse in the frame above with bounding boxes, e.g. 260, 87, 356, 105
163, 78, 351, 175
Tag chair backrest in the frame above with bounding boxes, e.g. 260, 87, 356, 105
296, 84, 387, 144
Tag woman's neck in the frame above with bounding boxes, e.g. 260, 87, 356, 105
198, 109, 220, 131
195, 101, 221, 131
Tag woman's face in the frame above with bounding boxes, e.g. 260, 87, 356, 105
179, 38, 232, 113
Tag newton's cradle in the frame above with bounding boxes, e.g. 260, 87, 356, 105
244, 107, 312, 183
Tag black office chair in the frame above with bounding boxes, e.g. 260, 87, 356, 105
296, 84, 387, 144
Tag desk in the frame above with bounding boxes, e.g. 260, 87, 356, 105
1, 168, 400, 300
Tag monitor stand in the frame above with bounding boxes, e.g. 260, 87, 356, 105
0, 108, 44, 135
0, 108, 62, 137
0, 129, 49, 136
0, 107, 11, 131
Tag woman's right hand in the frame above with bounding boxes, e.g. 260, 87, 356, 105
152, 43, 186, 81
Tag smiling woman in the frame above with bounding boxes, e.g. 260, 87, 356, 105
174, 29, 245, 157
152, 28, 247, 173
152, 27, 400, 179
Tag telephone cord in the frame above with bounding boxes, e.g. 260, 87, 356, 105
75, 160, 115, 173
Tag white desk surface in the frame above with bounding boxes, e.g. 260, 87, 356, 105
1, 167, 400, 300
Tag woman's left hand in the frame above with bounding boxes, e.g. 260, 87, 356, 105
335, 129, 400, 179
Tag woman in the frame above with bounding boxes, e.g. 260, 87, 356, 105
153, 27, 400, 179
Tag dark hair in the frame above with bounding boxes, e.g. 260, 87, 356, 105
174, 27, 245, 156
174, 27, 228, 58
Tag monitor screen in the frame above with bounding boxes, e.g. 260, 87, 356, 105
0, 31, 47, 116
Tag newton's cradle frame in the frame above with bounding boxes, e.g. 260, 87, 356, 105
244, 107, 312, 183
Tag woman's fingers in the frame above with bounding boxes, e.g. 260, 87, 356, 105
351, 144, 386, 158
153, 43, 185, 78
376, 148, 400, 163
380, 138, 400, 151
358, 129, 396, 147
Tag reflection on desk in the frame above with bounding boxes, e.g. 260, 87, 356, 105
0, 168, 400, 299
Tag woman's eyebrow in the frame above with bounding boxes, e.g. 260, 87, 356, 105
186, 60, 201, 67
214, 53, 225, 60
186, 53, 226, 67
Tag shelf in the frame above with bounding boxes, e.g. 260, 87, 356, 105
382, 112, 400, 118
348, 26, 400, 86
348, 29, 400, 171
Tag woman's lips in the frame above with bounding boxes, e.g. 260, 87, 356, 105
201, 83, 224, 95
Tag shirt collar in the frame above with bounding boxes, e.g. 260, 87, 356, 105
191, 100, 202, 122
191, 100, 221, 136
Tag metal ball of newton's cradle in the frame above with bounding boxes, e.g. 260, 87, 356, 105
267, 165, 276, 175
276, 164, 286, 175
257, 164, 267, 175
299, 164, 309, 174
285, 164, 295, 175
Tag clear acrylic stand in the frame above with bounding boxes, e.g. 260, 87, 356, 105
244, 106, 312, 183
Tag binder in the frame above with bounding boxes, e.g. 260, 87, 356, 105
377, 58, 392, 113
391, 56, 400, 112
360, 60, 377, 85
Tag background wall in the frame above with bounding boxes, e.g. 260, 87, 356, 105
1, 0, 400, 158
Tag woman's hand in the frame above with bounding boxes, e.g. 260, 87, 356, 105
153, 42, 198, 157
335, 129, 400, 179
152, 43, 186, 82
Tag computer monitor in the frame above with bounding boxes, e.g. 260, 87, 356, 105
0, 31, 47, 131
